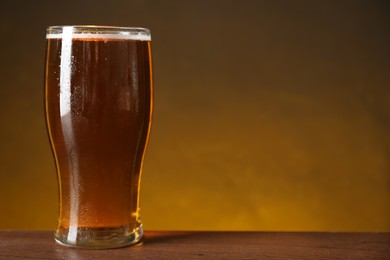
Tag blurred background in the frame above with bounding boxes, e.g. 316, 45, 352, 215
0, 0, 389, 231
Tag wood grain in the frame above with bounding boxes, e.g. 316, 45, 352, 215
0, 231, 389, 259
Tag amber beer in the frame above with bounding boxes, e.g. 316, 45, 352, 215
44, 26, 153, 248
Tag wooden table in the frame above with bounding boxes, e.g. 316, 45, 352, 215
0, 231, 389, 259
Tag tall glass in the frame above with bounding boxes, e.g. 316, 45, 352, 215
44, 26, 153, 249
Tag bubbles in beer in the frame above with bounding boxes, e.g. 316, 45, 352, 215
45, 34, 152, 232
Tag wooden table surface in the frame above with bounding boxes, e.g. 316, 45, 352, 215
0, 231, 389, 259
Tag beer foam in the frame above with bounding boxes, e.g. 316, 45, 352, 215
46, 32, 151, 41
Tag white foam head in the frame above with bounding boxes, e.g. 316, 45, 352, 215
46, 26, 151, 41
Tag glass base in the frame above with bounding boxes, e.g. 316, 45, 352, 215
54, 225, 143, 249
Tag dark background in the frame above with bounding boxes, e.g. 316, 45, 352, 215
0, 0, 389, 231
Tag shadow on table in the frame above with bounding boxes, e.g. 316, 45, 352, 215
143, 231, 198, 245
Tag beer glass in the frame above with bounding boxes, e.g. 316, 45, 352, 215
44, 26, 153, 249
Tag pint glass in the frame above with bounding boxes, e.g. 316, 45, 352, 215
44, 26, 153, 248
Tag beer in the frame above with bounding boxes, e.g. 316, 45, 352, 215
44, 26, 153, 248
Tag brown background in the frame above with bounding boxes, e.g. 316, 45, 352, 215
0, 0, 389, 231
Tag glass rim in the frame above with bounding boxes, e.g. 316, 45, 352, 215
46, 25, 151, 41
